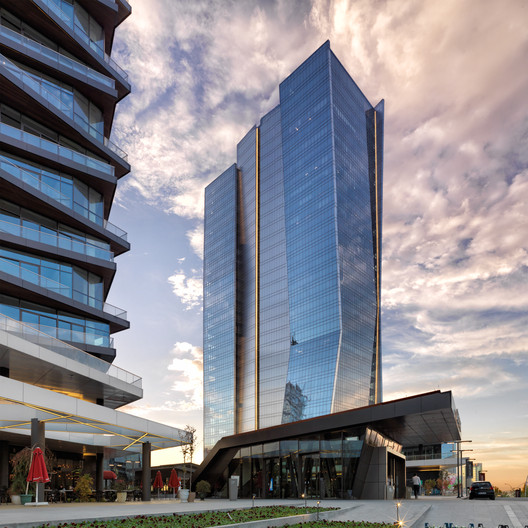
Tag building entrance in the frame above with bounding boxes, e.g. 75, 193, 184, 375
301, 454, 320, 498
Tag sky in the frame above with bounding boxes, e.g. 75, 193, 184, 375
105, 0, 528, 490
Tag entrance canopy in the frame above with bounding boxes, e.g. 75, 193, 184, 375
0, 377, 186, 453
193, 390, 461, 491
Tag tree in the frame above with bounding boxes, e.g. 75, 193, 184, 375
180, 425, 197, 489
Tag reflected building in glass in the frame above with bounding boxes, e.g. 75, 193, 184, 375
204, 41, 384, 454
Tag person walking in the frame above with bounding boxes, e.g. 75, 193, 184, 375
412, 474, 421, 498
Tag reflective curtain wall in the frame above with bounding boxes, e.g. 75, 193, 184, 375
203, 41, 383, 452
225, 426, 400, 499
203, 164, 238, 454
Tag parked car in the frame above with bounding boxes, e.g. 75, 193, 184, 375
469, 481, 495, 500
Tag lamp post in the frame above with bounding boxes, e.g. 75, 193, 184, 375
455, 440, 472, 498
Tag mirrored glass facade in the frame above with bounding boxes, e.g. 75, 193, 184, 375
0, 0, 130, 365
204, 41, 383, 453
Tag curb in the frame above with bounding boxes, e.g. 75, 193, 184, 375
206, 506, 360, 528
409, 504, 432, 528
0, 505, 356, 528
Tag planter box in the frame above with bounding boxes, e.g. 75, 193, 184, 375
178, 489, 189, 501
20, 494, 34, 505
10, 495, 21, 505
116, 491, 127, 503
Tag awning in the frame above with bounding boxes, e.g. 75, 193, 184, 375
0, 377, 189, 453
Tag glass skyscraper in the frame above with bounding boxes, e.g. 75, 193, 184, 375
204, 41, 384, 454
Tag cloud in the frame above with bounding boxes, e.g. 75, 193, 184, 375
112, 0, 319, 221
112, 0, 528, 476
168, 268, 203, 310
167, 342, 203, 410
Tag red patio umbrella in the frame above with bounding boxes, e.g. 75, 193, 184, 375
26, 447, 50, 503
103, 470, 117, 480
153, 470, 164, 499
168, 468, 180, 498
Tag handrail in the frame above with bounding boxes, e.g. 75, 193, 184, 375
0, 256, 128, 320
22, 320, 115, 349
405, 454, 456, 461
0, 121, 115, 177
0, 255, 70, 296
0, 313, 141, 387
0, 24, 115, 89
0, 53, 128, 161
0, 154, 128, 242
0, 218, 114, 262
37, 0, 129, 82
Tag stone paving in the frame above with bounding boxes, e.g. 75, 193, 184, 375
1, 496, 527, 528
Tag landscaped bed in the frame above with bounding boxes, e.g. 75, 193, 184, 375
40, 506, 395, 528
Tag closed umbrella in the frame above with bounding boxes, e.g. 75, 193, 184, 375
168, 468, 180, 499
153, 470, 164, 499
26, 447, 50, 504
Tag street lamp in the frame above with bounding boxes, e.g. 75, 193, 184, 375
455, 440, 472, 498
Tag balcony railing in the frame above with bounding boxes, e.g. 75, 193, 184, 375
0, 24, 115, 89
0, 121, 115, 177
37, 0, 129, 82
0, 257, 128, 321
0, 313, 141, 387
0, 154, 128, 242
0, 255, 69, 296
0, 218, 115, 262
25, 321, 114, 349
0, 53, 128, 161
405, 454, 456, 461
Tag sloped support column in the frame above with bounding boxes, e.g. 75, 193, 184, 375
142, 442, 151, 501
31, 418, 45, 502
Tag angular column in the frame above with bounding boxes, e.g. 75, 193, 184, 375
0, 441, 9, 493
95, 453, 104, 501
31, 418, 45, 502
142, 442, 151, 501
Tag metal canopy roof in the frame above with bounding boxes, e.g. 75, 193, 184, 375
0, 377, 187, 454
193, 390, 461, 486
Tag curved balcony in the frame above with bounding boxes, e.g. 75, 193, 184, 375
0, 24, 115, 89
0, 53, 128, 161
0, 217, 114, 262
0, 314, 140, 387
0, 257, 127, 320
0, 154, 127, 242
37, 0, 129, 82
0, 121, 115, 177
21, 321, 114, 349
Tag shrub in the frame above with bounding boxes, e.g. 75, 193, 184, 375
196, 480, 211, 494
74, 474, 93, 502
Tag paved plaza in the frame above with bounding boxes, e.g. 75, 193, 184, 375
1, 497, 527, 528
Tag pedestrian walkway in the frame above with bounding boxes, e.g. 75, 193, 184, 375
1, 496, 527, 528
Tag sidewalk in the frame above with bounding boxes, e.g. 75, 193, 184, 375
1, 497, 527, 528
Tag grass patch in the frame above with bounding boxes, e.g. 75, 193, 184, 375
37, 506, 395, 528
